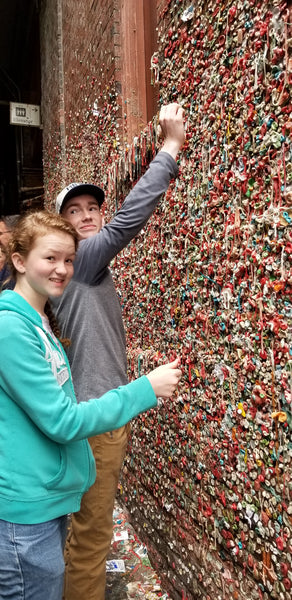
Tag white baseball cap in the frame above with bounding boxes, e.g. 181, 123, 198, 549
56, 182, 105, 213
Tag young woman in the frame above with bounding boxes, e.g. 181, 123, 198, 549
0, 211, 181, 600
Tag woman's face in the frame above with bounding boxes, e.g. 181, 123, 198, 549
13, 232, 76, 301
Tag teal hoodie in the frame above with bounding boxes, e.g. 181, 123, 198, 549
0, 290, 157, 524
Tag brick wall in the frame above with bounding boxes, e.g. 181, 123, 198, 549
40, 0, 158, 209
40, 0, 65, 200
40, 0, 122, 207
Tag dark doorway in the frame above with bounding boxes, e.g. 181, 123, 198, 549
0, 0, 43, 215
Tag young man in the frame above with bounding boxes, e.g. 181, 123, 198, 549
53, 102, 185, 600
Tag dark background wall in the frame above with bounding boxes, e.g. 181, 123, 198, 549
0, 0, 43, 214
40, 1, 292, 599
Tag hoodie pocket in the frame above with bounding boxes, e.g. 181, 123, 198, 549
45, 446, 67, 489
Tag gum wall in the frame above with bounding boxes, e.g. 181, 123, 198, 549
42, 1, 292, 599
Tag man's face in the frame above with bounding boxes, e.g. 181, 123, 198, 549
0, 221, 12, 249
61, 195, 103, 240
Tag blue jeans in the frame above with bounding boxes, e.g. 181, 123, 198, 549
0, 515, 68, 600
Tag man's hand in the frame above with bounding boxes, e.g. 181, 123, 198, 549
159, 103, 186, 159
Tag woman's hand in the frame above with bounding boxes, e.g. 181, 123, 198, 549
146, 358, 182, 398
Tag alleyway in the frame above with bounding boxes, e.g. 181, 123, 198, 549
105, 503, 171, 600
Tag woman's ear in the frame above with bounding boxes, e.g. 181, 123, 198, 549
11, 252, 26, 274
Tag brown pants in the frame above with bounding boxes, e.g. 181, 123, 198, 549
63, 426, 129, 600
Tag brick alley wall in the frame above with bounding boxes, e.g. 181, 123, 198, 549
40, 0, 157, 206
40, 0, 123, 201
40, 1, 292, 599
40, 0, 64, 198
